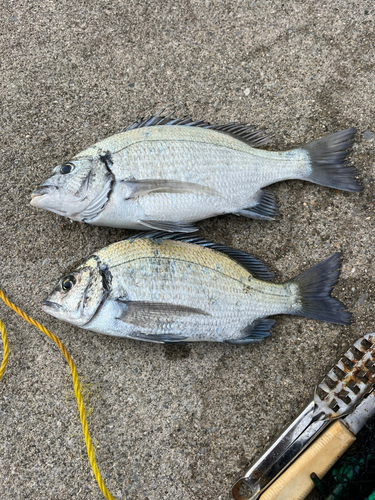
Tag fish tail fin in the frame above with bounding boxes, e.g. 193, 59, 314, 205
288, 252, 351, 325
300, 127, 362, 192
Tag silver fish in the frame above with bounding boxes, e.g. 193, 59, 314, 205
42, 233, 350, 343
30, 116, 361, 233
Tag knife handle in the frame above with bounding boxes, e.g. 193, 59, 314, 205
259, 419, 356, 500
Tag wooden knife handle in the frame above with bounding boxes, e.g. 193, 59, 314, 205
259, 419, 356, 500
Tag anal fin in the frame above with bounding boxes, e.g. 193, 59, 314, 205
224, 318, 275, 344
236, 190, 278, 220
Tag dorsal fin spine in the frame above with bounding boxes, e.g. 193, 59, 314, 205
123, 114, 270, 148
127, 231, 275, 281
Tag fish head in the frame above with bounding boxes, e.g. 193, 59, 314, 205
30, 155, 113, 222
42, 259, 107, 327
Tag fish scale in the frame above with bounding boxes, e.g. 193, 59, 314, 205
97, 244, 259, 338
109, 130, 307, 200
93, 238, 253, 282
31, 115, 360, 231
42, 233, 350, 344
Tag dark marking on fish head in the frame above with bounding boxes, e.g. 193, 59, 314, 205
99, 151, 113, 167
99, 265, 113, 292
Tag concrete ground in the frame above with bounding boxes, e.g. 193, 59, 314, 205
0, 1, 374, 499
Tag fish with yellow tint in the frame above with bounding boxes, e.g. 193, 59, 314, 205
42, 233, 350, 343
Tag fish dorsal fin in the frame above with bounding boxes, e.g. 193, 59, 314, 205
124, 114, 270, 148
128, 232, 275, 281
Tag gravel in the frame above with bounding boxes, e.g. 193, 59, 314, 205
0, 1, 374, 499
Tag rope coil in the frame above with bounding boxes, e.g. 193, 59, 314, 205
0, 289, 115, 500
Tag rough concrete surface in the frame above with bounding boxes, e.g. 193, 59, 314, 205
0, 1, 374, 499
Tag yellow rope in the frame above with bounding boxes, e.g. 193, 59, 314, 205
0, 320, 9, 381
0, 289, 115, 500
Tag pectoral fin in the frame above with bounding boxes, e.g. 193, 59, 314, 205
116, 300, 210, 329
124, 179, 218, 198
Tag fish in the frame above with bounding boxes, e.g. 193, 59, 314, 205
41, 232, 350, 344
30, 115, 361, 233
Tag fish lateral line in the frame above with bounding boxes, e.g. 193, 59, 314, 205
92, 136, 267, 158
88, 254, 259, 284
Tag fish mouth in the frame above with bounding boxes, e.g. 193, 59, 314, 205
42, 300, 62, 311
30, 185, 58, 202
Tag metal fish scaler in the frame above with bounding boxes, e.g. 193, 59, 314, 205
30, 115, 361, 233
42, 233, 350, 344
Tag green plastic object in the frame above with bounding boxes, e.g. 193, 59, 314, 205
325, 455, 373, 500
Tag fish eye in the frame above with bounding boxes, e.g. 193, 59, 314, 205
60, 163, 75, 174
61, 275, 76, 291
